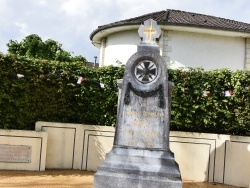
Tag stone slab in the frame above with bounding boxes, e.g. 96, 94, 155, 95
0, 129, 47, 171
94, 147, 182, 188
95, 172, 182, 188
0, 144, 31, 163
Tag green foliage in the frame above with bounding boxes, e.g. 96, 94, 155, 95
0, 54, 249, 136
0, 54, 124, 130
169, 68, 250, 136
6, 34, 87, 64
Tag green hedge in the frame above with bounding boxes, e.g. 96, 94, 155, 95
0, 54, 124, 129
0, 54, 249, 136
169, 68, 250, 136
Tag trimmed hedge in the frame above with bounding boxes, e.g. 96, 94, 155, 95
169, 68, 250, 136
0, 54, 124, 129
0, 54, 249, 136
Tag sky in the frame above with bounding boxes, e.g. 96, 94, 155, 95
0, 0, 250, 63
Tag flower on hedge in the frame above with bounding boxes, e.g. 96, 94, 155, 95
17, 74, 24, 78
77, 76, 86, 84
224, 90, 233, 97
202, 90, 210, 97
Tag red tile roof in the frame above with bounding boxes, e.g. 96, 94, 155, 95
90, 9, 250, 40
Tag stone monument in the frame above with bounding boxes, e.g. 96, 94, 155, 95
94, 19, 182, 188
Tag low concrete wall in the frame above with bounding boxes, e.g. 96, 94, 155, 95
35, 121, 250, 187
35, 121, 114, 170
0, 129, 47, 171
170, 132, 250, 188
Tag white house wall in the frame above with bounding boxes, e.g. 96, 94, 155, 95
104, 30, 140, 66
101, 29, 246, 70
168, 31, 245, 70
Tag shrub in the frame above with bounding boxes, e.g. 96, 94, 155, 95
169, 68, 250, 136
0, 54, 249, 136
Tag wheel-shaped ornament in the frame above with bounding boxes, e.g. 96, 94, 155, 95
134, 60, 158, 83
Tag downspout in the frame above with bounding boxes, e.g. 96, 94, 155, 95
99, 38, 107, 67
245, 38, 250, 70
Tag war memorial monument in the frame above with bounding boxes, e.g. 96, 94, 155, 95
94, 19, 182, 188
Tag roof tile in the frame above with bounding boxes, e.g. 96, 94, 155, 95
90, 9, 250, 40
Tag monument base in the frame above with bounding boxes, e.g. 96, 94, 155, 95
94, 147, 182, 188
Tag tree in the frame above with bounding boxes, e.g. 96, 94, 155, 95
6, 34, 87, 64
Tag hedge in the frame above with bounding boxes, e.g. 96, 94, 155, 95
169, 68, 250, 136
0, 54, 249, 136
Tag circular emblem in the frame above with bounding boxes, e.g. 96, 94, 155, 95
134, 60, 158, 83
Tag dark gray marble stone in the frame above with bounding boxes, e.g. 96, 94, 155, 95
94, 19, 182, 188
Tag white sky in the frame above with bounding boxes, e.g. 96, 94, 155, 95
0, 0, 250, 62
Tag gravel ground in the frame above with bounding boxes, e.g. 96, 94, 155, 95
0, 170, 239, 188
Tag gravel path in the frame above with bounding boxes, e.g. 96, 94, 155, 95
0, 170, 239, 188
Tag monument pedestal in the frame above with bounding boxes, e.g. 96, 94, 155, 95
94, 147, 181, 188
94, 19, 182, 188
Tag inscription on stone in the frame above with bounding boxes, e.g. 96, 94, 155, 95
0, 144, 31, 163
119, 94, 166, 149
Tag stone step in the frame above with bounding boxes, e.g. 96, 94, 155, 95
105, 153, 178, 166
108, 147, 176, 159
94, 171, 182, 188
98, 162, 181, 179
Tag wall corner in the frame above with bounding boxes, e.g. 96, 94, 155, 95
245, 38, 250, 70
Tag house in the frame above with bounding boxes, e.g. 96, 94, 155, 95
86, 62, 99, 68
90, 9, 250, 70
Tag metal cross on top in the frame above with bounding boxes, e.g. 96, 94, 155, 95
138, 19, 161, 45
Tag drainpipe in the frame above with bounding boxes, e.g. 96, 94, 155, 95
100, 38, 106, 67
